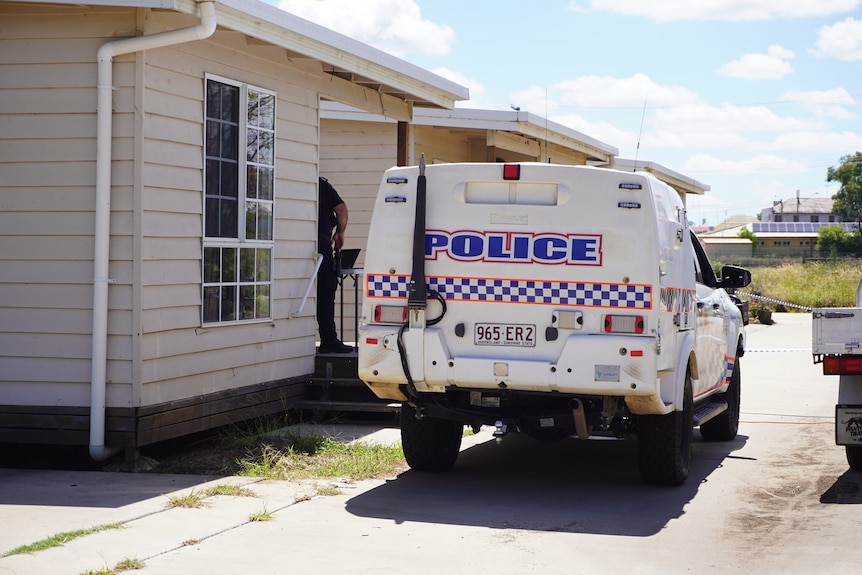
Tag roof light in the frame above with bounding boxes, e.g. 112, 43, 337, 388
503, 164, 521, 180
619, 182, 642, 190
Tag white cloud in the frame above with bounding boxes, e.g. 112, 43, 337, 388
781, 88, 856, 119
568, 0, 862, 22
717, 45, 795, 80
770, 130, 862, 153
552, 113, 638, 154
431, 68, 492, 108
277, 0, 455, 57
512, 74, 701, 113
683, 153, 812, 178
511, 73, 846, 158
812, 17, 862, 61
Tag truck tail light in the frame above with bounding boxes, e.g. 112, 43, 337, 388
603, 314, 645, 334
823, 355, 862, 375
374, 304, 408, 324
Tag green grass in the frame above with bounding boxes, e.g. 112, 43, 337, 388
237, 433, 405, 481
165, 490, 208, 509
744, 261, 862, 310
81, 557, 145, 575
202, 483, 257, 497
248, 507, 274, 522
1, 523, 124, 557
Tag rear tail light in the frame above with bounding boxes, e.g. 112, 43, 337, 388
823, 355, 862, 375
374, 304, 408, 324
603, 314, 645, 334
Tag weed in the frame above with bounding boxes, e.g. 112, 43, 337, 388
166, 490, 207, 509
249, 507, 274, 522
1, 523, 124, 557
203, 483, 257, 497
315, 483, 343, 496
81, 557, 144, 575
745, 261, 862, 310
238, 434, 405, 481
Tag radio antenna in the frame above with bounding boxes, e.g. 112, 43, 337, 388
633, 95, 647, 171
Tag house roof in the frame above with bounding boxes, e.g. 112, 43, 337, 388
769, 197, 834, 215
320, 102, 619, 163
700, 224, 751, 238
613, 158, 710, 196
30, 0, 469, 119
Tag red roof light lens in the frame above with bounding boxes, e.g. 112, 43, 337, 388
503, 164, 521, 180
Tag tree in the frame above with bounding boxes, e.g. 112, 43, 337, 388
737, 227, 757, 254
828, 152, 862, 226
817, 225, 850, 258
816, 225, 862, 258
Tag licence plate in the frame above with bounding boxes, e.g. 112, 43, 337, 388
474, 323, 536, 347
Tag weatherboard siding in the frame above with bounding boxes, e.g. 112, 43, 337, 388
0, 5, 138, 405
136, 23, 320, 403
1, 5, 325, 410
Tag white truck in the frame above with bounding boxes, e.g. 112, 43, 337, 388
812, 281, 862, 470
358, 160, 751, 485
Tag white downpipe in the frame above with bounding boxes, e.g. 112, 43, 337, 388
90, 2, 217, 461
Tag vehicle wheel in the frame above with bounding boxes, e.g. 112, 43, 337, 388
846, 445, 862, 470
700, 360, 741, 441
400, 403, 463, 471
638, 372, 693, 486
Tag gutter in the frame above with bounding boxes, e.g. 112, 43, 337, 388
90, 1, 217, 461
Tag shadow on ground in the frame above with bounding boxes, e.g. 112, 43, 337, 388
347, 432, 748, 537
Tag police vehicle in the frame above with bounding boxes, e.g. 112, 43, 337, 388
358, 160, 751, 485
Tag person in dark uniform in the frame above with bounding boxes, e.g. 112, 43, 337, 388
317, 177, 352, 353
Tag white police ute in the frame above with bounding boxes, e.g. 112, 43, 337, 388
358, 159, 751, 485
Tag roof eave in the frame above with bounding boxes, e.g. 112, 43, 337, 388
210, 0, 468, 110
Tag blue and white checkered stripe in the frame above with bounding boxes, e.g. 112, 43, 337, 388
366, 274, 652, 309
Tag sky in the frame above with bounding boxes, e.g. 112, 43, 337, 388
272, 0, 862, 226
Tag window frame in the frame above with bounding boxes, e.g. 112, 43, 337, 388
202, 74, 276, 326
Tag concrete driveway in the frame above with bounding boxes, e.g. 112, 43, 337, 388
1, 313, 860, 575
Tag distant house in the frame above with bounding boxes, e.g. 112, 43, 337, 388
701, 220, 861, 259
697, 217, 757, 261
761, 196, 840, 223
0, 0, 467, 458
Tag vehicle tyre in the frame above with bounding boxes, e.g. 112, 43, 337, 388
700, 360, 741, 441
400, 403, 463, 471
638, 372, 693, 486
846, 445, 862, 470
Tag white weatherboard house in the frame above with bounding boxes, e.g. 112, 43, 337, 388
0, 0, 467, 459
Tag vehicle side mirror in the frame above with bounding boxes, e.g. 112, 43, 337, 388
720, 265, 752, 289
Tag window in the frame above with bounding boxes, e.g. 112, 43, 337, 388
203, 77, 275, 324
